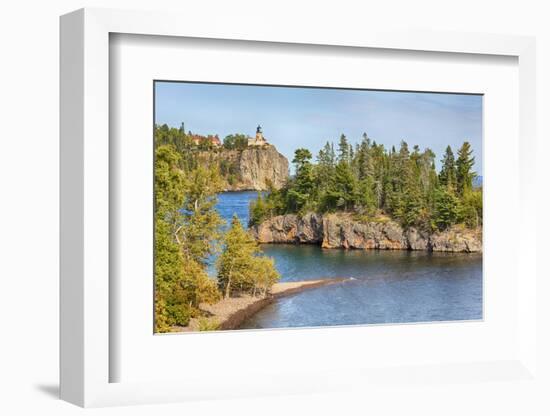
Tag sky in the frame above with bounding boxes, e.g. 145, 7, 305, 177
154, 81, 483, 173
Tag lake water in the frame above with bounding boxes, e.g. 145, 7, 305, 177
214, 191, 483, 329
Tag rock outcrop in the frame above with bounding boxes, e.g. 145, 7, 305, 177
254, 213, 323, 244
198, 145, 288, 191
234, 145, 289, 191
251, 213, 482, 253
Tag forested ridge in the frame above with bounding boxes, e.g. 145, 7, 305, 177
250, 134, 482, 233
155, 123, 288, 190
154, 123, 243, 185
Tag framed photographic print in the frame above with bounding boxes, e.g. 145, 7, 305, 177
60, 8, 538, 407
151, 81, 483, 334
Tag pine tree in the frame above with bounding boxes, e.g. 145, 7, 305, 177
315, 142, 337, 210
439, 145, 457, 191
370, 143, 386, 210
357, 176, 376, 215
316, 142, 336, 176
356, 133, 373, 180
455, 141, 475, 196
385, 141, 410, 218
417, 149, 437, 193
401, 165, 424, 227
331, 158, 358, 212
338, 134, 350, 164
287, 148, 315, 212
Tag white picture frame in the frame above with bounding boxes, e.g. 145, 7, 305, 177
60, 7, 538, 407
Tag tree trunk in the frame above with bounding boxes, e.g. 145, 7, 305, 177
224, 277, 231, 299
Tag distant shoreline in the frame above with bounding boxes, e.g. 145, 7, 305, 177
251, 212, 482, 253
221, 188, 267, 193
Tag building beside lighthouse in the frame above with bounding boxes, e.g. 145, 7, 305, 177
248, 125, 268, 147
189, 133, 222, 148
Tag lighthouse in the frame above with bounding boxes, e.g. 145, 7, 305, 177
248, 125, 268, 147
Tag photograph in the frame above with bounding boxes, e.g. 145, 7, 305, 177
2, 0, 545, 412
153, 81, 483, 333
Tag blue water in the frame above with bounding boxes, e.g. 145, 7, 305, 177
213, 191, 483, 329
215, 191, 261, 231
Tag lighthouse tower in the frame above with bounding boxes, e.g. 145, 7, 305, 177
248, 125, 268, 146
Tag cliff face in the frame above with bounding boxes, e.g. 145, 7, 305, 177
251, 213, 482, 253
198, 145, 289, 191
233, 145, 289, 191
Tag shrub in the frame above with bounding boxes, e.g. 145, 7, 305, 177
169, 302, 192, 326
198, 317, 220, 331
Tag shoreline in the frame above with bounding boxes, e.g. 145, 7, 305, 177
174, 278, 350, 332
221, 188, 267, 193
251, 212, 482, 253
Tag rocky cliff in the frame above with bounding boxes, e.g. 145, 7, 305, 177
198, 145, 289, 191
233, 145, 289, 191
251, 213, 482, 253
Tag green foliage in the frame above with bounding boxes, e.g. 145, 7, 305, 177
251, 135, 481, 232
219, 158, 239, 178
154, 146, 188, 330
217, 215, 260, 298
154, 124, 197, 171
456, 141, 476, 196
249, 192, 268, 225
357, 176, 376, 215
401, 180, 423, 227
314, 141, 337, 209
433, 187, 461, 231
217, 215, 280, 298
154, 123, 290, 332
250, 256, 280, 297
439, 145, 457, 189
154, 140, 224, 332
460, 188, 483, 228
180, 165, 225, 263
330, 160, 359, 212
197, 317, 221, 331
223, 133, 248, 150
154, 288, 172, 333
154, 124, 251, 189
286, 148, 315, 212
155, 145, 186, 219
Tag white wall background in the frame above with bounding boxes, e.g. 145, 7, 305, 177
0, 1, 548, 415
